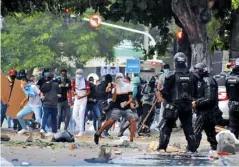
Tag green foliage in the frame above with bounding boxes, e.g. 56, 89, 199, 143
1, 12, 125, 71
232, 0, 239, 9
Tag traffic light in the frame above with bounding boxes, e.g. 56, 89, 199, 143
176, 29, 184, 40
64, 8, 71, 25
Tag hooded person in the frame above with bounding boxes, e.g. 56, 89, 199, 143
96, 74, 113, 137
72, 69, 90, 136
40, 72, 61, 136
138, 76, 157, 136
118, 76, 141, 137
94, 73, 136, 144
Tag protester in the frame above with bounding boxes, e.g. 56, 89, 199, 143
118, 76, 141, 137
40, 73, 61, 136
29, 75, 36, 84
94, 73, 135, 144
138, 76, 157, 136
96, 74, 113, 136
86, 76, 101, 131
1, 69, 18, 129
72, 69, 90, 136
16, 69, 27, 80
56, 69, 72, 130
37, 68, 50, 89
17, 77, 42, 134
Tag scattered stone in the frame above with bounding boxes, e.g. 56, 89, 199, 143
69, 143, 75, 150
26, 135, 33, 142
98, 146, 112, 162
21, 162, 30, 166
11, 159, 18, 162
1, 135, 10, 141
216, 130, 236, 154
113, 148, 122, 155
22, 146, 27, 149
121, 140, 137, 148
51, 131, 75, 143
166, 146, 179, 152
73, 154, 76, 157
147, 141, 159, 152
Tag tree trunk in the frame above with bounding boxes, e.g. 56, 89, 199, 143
172, 0, 211, 70
230, 9, 239, 61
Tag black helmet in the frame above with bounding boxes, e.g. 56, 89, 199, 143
174, 52, 187, 70
194, 63, 208, 78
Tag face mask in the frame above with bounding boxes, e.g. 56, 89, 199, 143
117, 78, 124, 84
76, 74, 83, 80
163, 69, 169, 75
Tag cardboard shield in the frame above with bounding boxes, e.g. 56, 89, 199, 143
0, 72, 11, 104
6, 80, 33, 119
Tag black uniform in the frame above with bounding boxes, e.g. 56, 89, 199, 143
158, 52, 198, 152
225, 60, 239, 139
193, 63, 218, 150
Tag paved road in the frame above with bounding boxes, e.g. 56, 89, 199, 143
1, 121, 238, 166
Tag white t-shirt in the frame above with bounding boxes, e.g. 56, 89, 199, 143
28, 85, 42, 108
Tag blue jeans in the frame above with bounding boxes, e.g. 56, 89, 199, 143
7, 117, 12, 128
1, 101, 8, 126
41, 106, 57, 133
17, 103, 42, 129
1, 101, 19, 129
68, 106, 76, 131
86, 103, 102, 131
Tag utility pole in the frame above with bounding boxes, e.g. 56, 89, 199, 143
144, 26, 149, 53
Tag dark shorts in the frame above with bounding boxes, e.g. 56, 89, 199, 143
110, 108, 135, 120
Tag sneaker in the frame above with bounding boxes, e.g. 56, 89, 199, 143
76, 131, 85, 137
45, 132, 53, 137
94, 133, 100, 145
102, 131, 111, 137
17, 129, 28, 134
40, 129, 46, 134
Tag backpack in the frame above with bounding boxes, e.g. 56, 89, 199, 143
174, 72, 193, 101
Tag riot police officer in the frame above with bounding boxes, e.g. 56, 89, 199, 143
158, 52, 198, 153
193, 63, 218, 150
225, 58, 239, 139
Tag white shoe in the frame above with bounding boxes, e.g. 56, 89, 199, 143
40, 129, 46, 134
18, 129, 28, 134
76, 132, 85, 137
45, 132, 53, 137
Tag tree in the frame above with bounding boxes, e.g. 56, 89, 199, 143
1, 12, 130, 71
1, 0, 235, 67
